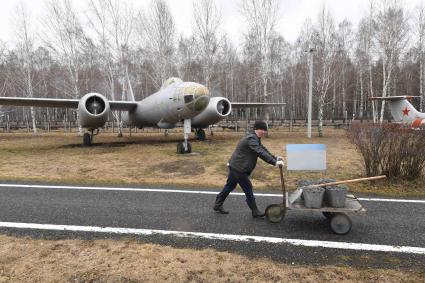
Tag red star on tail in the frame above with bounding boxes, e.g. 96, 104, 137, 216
402, 107, 410, 116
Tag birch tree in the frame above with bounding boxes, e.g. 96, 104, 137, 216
0, 41, 8, 98
219, 36, 238, 101
374, 0, 409, 123
175, 35, 198, 81
137, 0, 175, 86
87, 0, 136, 137
43, 0, 87, 134
193, 0, 222, 89
240, 0, 280, 120
14, 3, 37, 134
413, 3, 425, 111
313, 5, 338, 137
366, 1, 378, 122
336, 19, 354, 121
355, 18, 373, 120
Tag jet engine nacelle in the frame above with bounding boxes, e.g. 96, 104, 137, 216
78, 93, 110, 130
191, 97, 232, 128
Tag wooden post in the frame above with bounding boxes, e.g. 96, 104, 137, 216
6, 115, 10, 133
26, 117, 30, 132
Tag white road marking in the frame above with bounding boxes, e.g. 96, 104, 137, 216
0, 183, 424, 204
357, 198, 425, 203
0, 221, 424, 255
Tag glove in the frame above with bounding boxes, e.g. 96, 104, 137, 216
275, 160, 284, 167
276, 156, 283, 161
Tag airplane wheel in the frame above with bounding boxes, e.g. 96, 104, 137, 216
330, 213, 352, 235
83, 133, 92, 146
196, 129, 206, 141
177, 142, 192, 154
177, 143, 184, 154
186, 142, 192, 153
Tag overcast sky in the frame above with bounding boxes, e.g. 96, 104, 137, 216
1, 0, 423, 48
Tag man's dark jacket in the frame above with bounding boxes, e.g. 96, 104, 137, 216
228, 132, 277, 175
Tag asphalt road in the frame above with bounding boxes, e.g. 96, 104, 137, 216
0, 183, 424, 270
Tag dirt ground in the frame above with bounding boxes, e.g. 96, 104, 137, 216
0, 128, 423, 197
0, 235, 423, 283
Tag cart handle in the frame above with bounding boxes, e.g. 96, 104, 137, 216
301, 175, 386, 189
279, 165, 287, 211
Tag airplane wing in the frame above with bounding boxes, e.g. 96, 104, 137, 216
368, 96, 420, 101
231, 102, 286, 108
0, 97, 79, 108
109, 101, 138, 111
0, 97, 138, 111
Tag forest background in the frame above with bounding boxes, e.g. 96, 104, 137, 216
0, 0, 424, 136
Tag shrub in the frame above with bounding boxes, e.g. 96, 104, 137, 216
348, 123, 425, 180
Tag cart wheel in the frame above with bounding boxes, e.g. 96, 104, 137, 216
330, 213, 352, 235
322, 212, 334, 219
265, 204, 285, 223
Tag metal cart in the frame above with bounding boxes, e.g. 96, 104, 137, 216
265, 166, 386, 235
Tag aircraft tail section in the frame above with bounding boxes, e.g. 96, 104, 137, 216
369, 96, 422, 123
125, 69, 136, 102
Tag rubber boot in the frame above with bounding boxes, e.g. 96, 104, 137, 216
247, 200, 265, 218
213, 195, 229, 214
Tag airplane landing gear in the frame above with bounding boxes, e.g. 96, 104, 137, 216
177, 141, 191, 154
82, 129, 99, 146
83, 133, 92, 146
177, 119, 192, 154
195, 128, 206, 140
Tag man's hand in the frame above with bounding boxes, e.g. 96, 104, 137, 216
276, 156, 283, 161
275, 160, 284, 167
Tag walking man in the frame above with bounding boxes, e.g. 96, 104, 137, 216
214, 120, 284, 217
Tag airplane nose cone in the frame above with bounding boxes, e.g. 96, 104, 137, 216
193, 85, 209, 111
194, 95, 209, 111
194, 85, 209, 98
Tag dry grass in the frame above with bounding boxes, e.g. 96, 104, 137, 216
0, 127, 423, 197
0, 128, 425, 281
0, 235, 423, 283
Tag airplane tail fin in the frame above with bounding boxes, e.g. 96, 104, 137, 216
125, 69, 136, 102
369, 96, 421, 122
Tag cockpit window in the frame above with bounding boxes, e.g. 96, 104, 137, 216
184, 94, 194, 103
161, 77, 183, 89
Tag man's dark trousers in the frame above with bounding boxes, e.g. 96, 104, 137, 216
216, 167, 255, 204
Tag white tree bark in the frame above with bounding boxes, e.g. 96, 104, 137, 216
414, 4, 425, 112
43, 0, 86, 135
15, 3, 37, 134
138, 0, 175, 86
314, 4, 337, 137
88, 0, 136, 137
193, 0, 222, 89
241, 0, 280, 121
374, 0, 409, 123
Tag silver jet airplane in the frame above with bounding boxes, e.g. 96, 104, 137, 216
0, 77, 284, 153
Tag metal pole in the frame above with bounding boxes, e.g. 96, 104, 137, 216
307, 48, 314, 139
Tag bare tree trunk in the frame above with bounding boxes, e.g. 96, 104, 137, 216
380, 61, 387, 123
421, 59, 424, 112
332, 79, 336, 122
27, 69, 37, 135
368, 64, 377, 122
359, 69, 364, 119
342, 61, 346, 122
318, 94, 324, 137
263, 76, 268, 121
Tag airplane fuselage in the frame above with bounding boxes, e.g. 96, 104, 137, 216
127, 81, 210, 129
